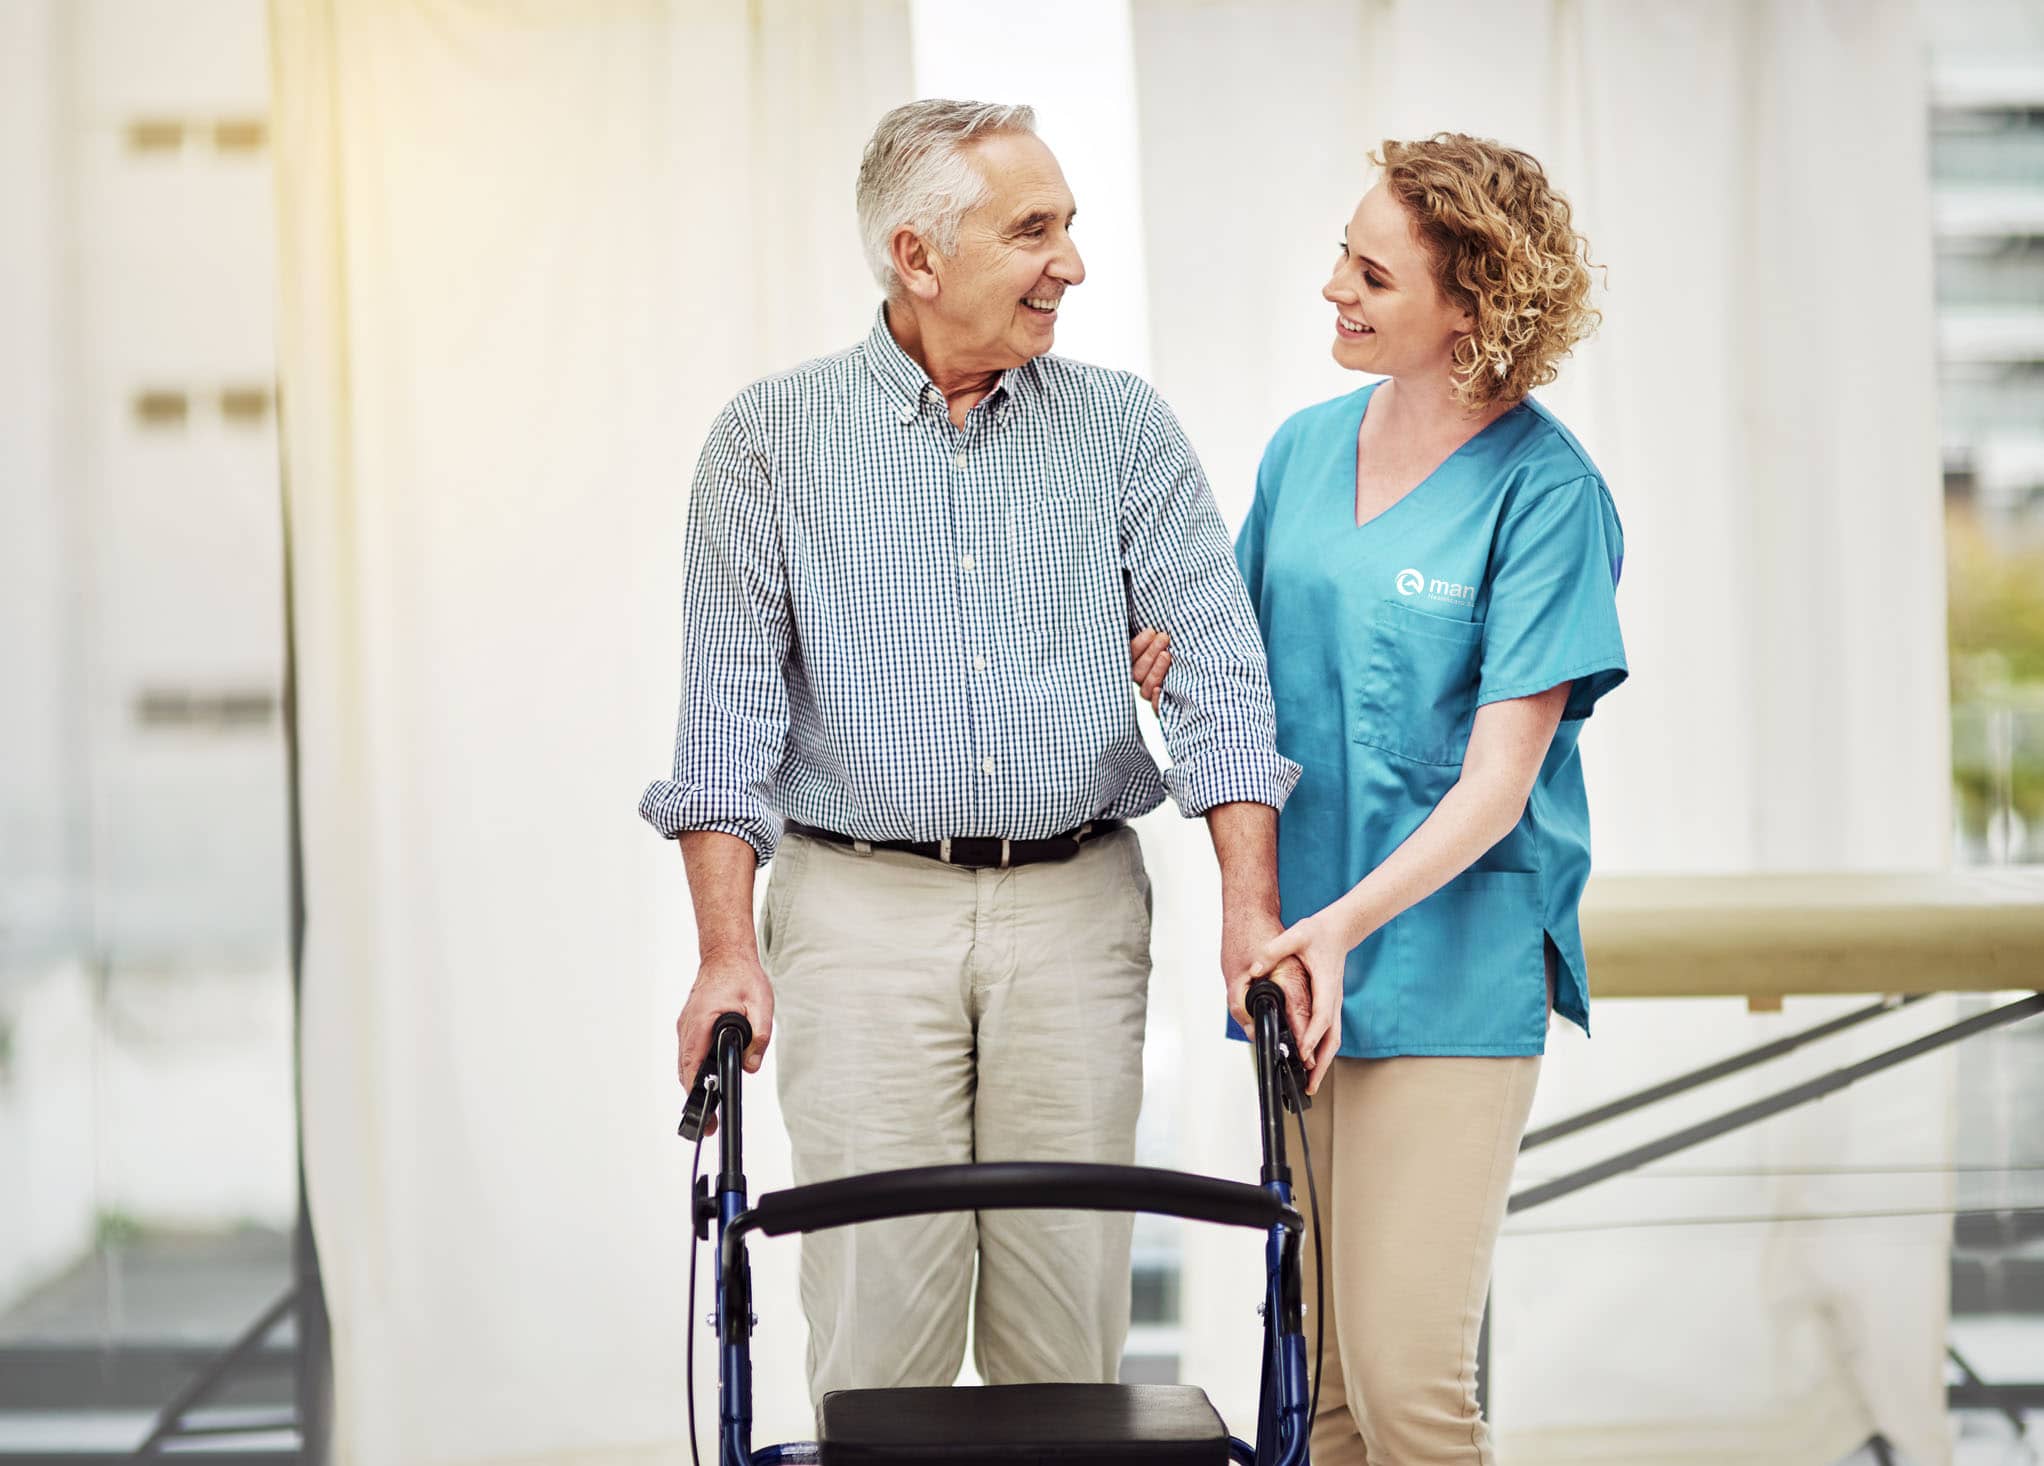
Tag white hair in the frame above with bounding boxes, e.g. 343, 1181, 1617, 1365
856, 99, 1038, 293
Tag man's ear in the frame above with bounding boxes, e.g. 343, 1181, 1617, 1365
891, 227, 941, 302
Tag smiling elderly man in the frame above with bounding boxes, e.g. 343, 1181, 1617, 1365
641, 99, 1301, 1404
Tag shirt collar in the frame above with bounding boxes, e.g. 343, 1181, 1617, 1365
861, 304, 1051, 422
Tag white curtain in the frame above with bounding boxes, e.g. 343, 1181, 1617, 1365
270, 3, 911, 1461
273, 1, 1960, 1459
1131, 3, 1954, 1463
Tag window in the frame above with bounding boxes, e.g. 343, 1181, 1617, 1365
0, 2, 309, 1458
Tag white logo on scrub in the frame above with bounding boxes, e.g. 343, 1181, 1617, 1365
1395, 568, 1425, 596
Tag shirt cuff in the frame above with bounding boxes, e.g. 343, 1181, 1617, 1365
638, 779, 781, 865
1163, 745, 1303, 819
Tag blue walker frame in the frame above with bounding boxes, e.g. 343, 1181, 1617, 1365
685, 980, 1314, 1466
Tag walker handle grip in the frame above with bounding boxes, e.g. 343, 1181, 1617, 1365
1246, 977, 1311, 1113
677, 1012, 755, 1142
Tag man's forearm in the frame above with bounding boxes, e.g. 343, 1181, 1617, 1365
678, 831, 761, 961
1204, 800, 1282, 924
1205, 799, 1313, 1039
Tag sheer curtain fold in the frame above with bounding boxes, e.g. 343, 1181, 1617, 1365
273, 2, 1957, 1458
1131, 3, 1951, 1462
270, 4, 910, 1461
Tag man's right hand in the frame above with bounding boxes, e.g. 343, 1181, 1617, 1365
675, 950, 775, 1106
673, 832, 775, 1134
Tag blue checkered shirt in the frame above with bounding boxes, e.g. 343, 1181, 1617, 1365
640, 310, 1300, 863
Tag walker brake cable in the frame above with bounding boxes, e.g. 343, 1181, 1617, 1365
1280, 1058, 1324, 1445
680, 1072, 718, 1466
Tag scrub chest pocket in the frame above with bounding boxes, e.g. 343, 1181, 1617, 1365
1351, 600, 1485, 766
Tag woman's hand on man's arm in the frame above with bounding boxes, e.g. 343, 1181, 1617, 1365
1131, 628, 1171, 707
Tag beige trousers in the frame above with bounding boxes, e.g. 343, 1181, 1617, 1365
760, 827, 1152, 1408
1299, 1052, 1542, 1465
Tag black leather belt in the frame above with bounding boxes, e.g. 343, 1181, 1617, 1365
785, 819, 1122, 870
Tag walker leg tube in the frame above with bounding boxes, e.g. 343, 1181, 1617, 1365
1247, 981, 1312, 1466
1273, 1332, 1310, 1466
714, 1024, 755, 1466
719, 1341, 753, 1466
717, 1198, 754, 1466
1256, 1198, 1310, 1466
1254, 1251, 1278, 1464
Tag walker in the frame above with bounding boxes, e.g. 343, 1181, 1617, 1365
678, 977, 1322, 1465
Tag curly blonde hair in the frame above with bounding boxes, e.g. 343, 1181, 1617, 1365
1372, 134, 1601, 410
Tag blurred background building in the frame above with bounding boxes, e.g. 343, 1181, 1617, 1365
1937, 0, 2044, 876
1928, 7, 2044, 1461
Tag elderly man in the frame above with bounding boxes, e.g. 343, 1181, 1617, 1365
641, 99, 1301, 1403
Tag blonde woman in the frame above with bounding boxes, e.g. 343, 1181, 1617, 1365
1134, 134, 1625, 1462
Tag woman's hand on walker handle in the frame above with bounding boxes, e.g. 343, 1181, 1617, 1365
1231, 955, 1315, 1078
1250, 911, 1355, 1086
1130, 628, 1171, 707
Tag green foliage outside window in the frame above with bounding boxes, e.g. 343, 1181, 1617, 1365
1947, 509, 2044, 849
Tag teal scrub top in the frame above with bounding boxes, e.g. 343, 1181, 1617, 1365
1236, 382, 1627, 1058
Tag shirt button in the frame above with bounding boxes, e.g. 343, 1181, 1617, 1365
960, 552, 975, 571
980, 756, 995, 777
972, 654, 987, 672
954, 450, 967, 468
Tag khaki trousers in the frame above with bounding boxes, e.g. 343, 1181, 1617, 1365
1300, 1052, 1542, 1465
760, 827, 1152, 1409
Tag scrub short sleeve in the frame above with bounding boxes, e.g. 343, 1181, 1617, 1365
1235, 453, 1276, 605
1477, 473, 1627, 721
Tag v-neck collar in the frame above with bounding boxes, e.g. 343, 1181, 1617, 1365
1348, 381, 1526, 531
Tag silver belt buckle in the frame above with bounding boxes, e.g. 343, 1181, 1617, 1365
939, 836, 953, 864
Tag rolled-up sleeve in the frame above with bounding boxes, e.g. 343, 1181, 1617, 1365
1118, 384, 1301, 817
638, 401, 791, 864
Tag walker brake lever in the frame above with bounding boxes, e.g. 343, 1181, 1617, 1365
677, 1068, 719, 1143
1277, 1037, 1312, 1115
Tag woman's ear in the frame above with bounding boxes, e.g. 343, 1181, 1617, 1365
891, 227, 941, 303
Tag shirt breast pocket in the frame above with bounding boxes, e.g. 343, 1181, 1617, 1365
1352, 600, 1484, 766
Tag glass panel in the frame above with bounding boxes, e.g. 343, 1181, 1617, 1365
1932, 5, 2044, 1454
0, 0, 299, 1456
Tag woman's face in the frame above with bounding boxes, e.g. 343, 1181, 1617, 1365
1324, 182, 1473, 380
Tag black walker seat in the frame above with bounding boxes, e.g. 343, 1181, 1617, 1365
818, 1382, 1229, 1464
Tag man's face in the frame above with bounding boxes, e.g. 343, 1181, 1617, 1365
928, 132, 1086, 371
